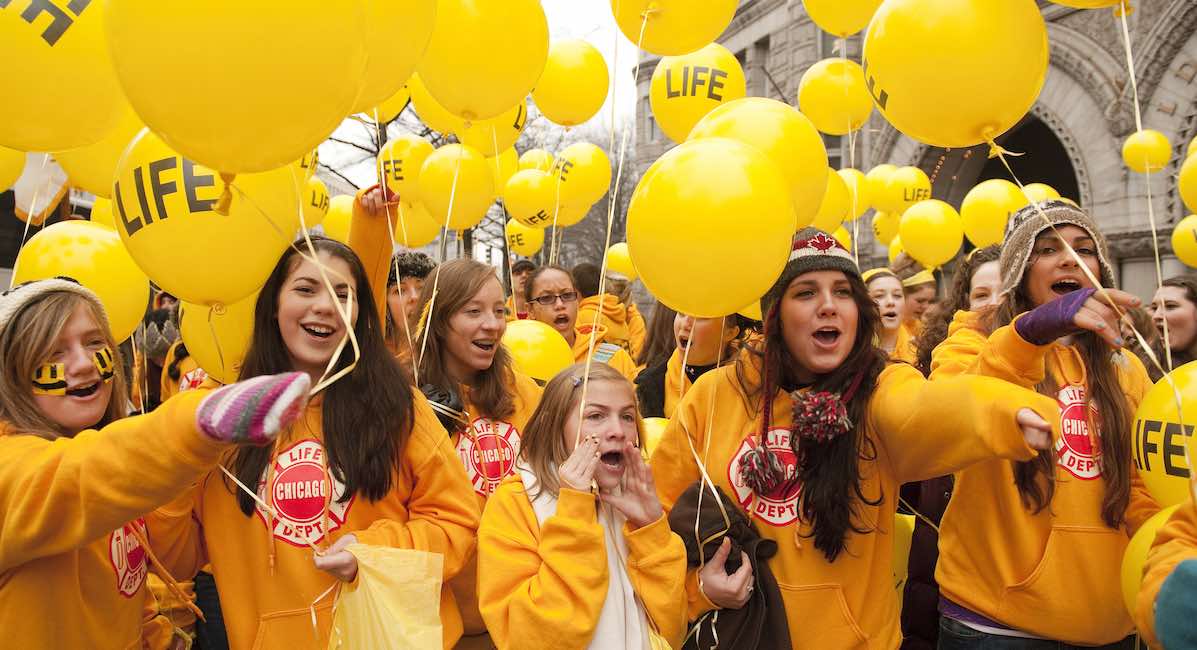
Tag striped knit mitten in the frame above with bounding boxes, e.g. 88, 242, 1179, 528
196, 372, 311, 445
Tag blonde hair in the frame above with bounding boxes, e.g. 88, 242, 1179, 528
0, 292, 128, 439
519, 362, 642, 498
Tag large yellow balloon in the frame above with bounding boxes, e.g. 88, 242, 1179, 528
502, 319, 573, 382
1, 1, 124, 152
459, 101, 528, 157
1132, 361, 1197, 505
105, 0, 367, 173
866, 164, 897, 206
1122, 505, 1180, 618
873, 210, 899, 246
178, 293, 257, 385
861, 0, 1049, 148
53, 106, 143, 198
378, 134, 435, 202
649, 43, 746, 143
833, 226, 853, 252
395, 201, 440, 248
1180, 156, 1197, 215
487, 148, 519, 200
961, 179, 1023, 247
798, 58, 874, 136
419, 144, 495, 230
519, 149, 555, 172
504, 169, 559, 230
1054, 0, 1123, 8
811, 167, 849, 233
802, 0, 885, 37
1123, 129, 1171, 174
555, 202, 591, 228
1173, 215, 1197, 268
839, 169, 871, 220
90, 197, 115, 229
418, 0, 548, 121
322, 195, 354, 244
368, 83, 412, 124
532, 39, 609, 127
303, 177, 330, 229
899, 199, 963, 268
409, 74, 466, 135
553, 143, 612, 208
111, 130, 300, 306
351, 0, 436, 114
0, 145, 23, 191
688, 97, 827, 229
605, 242, 637, 280
13, 221, 150, 342
627, 138, 796, 317
610, 0, 737, 56
505, 220, 544, 257
1023, 182, 1061, 204
877, 166, 932, 215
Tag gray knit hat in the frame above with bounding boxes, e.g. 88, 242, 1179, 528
0, 277, 108, 339
761, 228, 860, 317
999, 200, 1115, 298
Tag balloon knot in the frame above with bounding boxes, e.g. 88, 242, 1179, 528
1115, 1, 1133, 18
214, 173, 236, 216
984, 137, 1024, 160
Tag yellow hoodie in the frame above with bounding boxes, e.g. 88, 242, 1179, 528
628, 302, 647, 360
145, 392, 480, 650
0, 391, 225, 650
931, 319, 1160, 645
477, 474, 687, 649
1137, 498, 1197, 648
650, 356, 1059, 649
578, 294, 635, 356
572, 323, 639, 382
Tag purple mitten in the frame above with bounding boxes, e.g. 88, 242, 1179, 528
196, 372, 311, 445
1014, 287, 1096, 345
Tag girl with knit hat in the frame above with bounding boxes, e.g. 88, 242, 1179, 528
146, 189, 481, 650
634, 311, 749, 419
0, 277, 312, 649
650, 228, 1062, 648
384, 250, 436, 361
930, 200, 1160, 648
864, 268, 912, 361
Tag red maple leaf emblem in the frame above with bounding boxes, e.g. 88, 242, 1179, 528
796, 232, 840, 252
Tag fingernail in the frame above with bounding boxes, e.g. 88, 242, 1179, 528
1114, 337, 1124, 347
1095, 322, 1104, 328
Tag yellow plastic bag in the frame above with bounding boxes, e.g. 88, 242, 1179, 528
327, 544, 444, 650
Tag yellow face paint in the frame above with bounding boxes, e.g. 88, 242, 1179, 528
32, 362, 68, 396
93, 346, 115, 384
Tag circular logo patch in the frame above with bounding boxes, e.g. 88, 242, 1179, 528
1056, 385, 1102, 480
109, 519, 148, 598
456, 417, 522, 497
256, 439, 352, 547
728, 427, 801, 527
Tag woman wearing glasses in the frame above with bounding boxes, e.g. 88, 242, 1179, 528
525, 265, 639, 382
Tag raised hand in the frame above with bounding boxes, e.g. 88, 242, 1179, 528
313, 533, 359, 582
1016, 408, 1053, 451
698, 537, 754, 610
357, 184, 397, 217
559, 434, 600, 492
196, 372, 310, 445
1015, 287, 1140, 347
599, 442, 664, 530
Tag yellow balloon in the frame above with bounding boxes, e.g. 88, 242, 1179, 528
688, 97, 827, 229
866, 164, 897, 206
505, 219, 544, 257
610, 0, 737, 56
519, 148, 555, 172
833, 226, 853, 251
487, 148, 520, 200
1123, 129, 1172, 174
106, 0, 367, 173
178, 293, 257, 384
1, 1, 124, 152
627, 138, 796, 318
501, 319, 573, 382
1132, 361, 1197, 505
322, 195, 354, 244
367, 83, 412, 123
878, 166, 932, 214
738, 302, 763, 322
13, 221, 150, 342
532, 39, 609, 127
395, 201, 441, 248
1188, 134, 1197, 160
861, 0, 1049, 148
504, 169, 558, 230
1054, 0, 1123, 7
1121, 505, 1180, 618
888, 234, 904, 263
641, 417, 668, 458
303, 177, 330, 228
111, 130, 301, 306
961, 179, 1023, 247
408, 74, 466, 135
1180, 156, 1197, 214
798, 58, 874, 136
418, 0, 548, 121
53, 106, 142, 198
0, 145, 23, 192
873, 210, 900, 246
1023, 182, 1061, 204
555, 202, 591, 228
1173, 216, 1197, 268
649, 43, 746, 143
459, 101, 528, 157
378, 134, 435, 201
802, 0, 885, 37
606, 242, 637, 280
90, 197, 115, 229
419, 144, 495, 231
811, 167, 849, 233
899, 199, 963, 268
553, 142, 612, 208
838, 169, 871, 220
296, 149, 320, 183
351, 0, 436, 114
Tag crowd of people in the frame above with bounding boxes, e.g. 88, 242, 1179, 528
3, 187, 1197, 650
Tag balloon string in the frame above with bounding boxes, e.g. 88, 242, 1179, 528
1117, 1, 1144, 134
548, 126, 569, 267
491, 124, 520, 325
9, 154, 49, 288
206, 304, 229, 383
416, 150, 464, 371
217, 464, 322, 552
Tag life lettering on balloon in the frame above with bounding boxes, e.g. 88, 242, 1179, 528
4, 0, 91, 47
1134, 417, 1194, 480
727, 427, 801, 527
861, 57, 889, 111
904, 188, 931, 202
508, 233, 527, 247
511, 103, 528, 132
456, 417, 522, 498
664, 65, 730, 102
308, 189, 330, 214
553, 158, 574, 183
380, 158, 408, 186
1055, 385, 1103, 480
255, 439, 352, 548
522, 209, 554, 228
298, 150, 319, 176
113, 156, 218, 238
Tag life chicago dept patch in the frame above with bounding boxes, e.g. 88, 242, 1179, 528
1056, 384, 1103, 480
456, 417, 522, 497
108, 519, 148, 598
256, 439, 352, 547
728, 427, 801, 527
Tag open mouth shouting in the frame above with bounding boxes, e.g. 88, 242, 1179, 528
812, 326, 842, 350
1050, 277, 1084, 296
599, 448, 624, 472
552, 313, 571, 331
880, 309, 901, 327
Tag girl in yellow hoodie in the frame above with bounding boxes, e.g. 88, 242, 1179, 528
147, 190, 481, 650
634, 311, 749, 420
930, 201, 1159, 648
477, 362, 687, 649
0, 278, 311, 649
864, 268, 913, 362
650, 228, 1061, 649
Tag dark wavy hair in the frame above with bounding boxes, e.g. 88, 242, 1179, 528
913, 246, 1001, 375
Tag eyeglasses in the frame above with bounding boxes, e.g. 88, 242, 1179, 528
530, 291, 579, 306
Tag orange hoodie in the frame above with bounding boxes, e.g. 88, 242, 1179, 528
145, 392, 480, 650
572, 322, 639, 382
0, 390, 225, 650
627, 302, 647, 360
932, 319, 1160, 645
1137, 497, 1197, 648
650, 356, 1059, 649
577, 294, 635, 356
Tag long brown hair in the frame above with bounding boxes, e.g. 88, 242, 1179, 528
636, 300, 678, 368
736, 270, 888, 561
913, 246, 1000, 375
0, 291, 129, 438
519, 362, 641, 498
415, 258, 515, 420
228, 238, 414, 516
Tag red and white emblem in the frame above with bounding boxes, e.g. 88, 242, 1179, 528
256, 439, 352, 547
728, 427, 801, 527
1056, 385, 1102, 480
109, 519, 148, 598
179, 367, 208, 391
456, 417, 522, 497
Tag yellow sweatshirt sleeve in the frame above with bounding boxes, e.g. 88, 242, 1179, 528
143, 482, 207, 582
610, 347, 641, 382
624, 514, 689, 649
349, 186, 396, 329
0, 390, 223, 572
963, 321, 1049, 387
868, 364, 1059, 484
1136, 500, 1197, 649
478, 481, 609, 650
929, 311, 989, 380
353, 395, 480, 581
